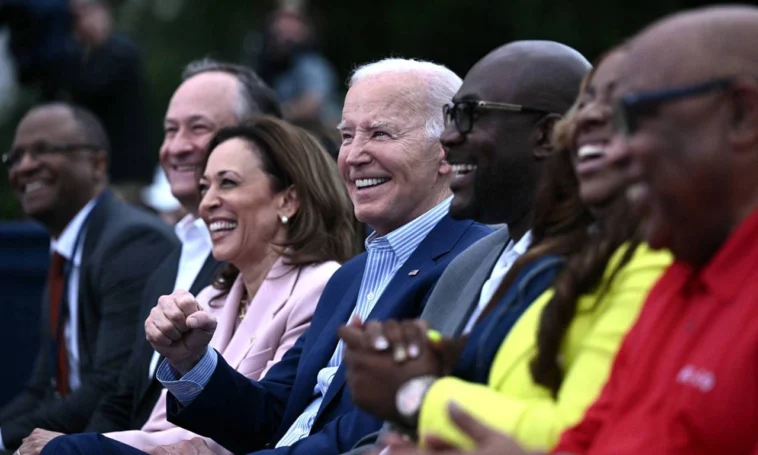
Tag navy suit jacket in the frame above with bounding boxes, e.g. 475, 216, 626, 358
166, 216, 492, 455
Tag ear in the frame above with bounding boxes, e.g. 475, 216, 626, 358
277, 185, 300, 220
530, 113, 563, 160
90, 150, 109, 183
435, 142, 452, 176
728, 79, 758, 150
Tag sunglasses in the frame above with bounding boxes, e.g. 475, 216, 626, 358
2, 142, 101, 169
613, 78, 735, 137
443, 100, 551, 134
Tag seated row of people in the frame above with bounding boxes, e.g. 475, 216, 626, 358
3, 4, 758, 455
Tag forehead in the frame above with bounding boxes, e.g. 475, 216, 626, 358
341, 74, 425, 128
586, 51, 627, 93
14, 107, 81, 145
204, 138, 262, 173
456, 57, 524, 103
167, 72, 240, 123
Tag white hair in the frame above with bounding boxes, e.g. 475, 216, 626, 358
349, 58, 462, 141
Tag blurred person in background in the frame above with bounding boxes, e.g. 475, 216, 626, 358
245, 5, 341, 129
13, 58, 284, 455
1, 0, 153, 203
0, 102, 176, 453
27, 117, 361, 455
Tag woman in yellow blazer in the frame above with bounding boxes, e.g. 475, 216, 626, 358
411, 47, 672, 453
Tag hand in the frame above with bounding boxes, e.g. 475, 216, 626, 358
338, 318, 443, 422
18, 429, 63, 455
145, 290, 217, 375
146, 438, 215, 455
379, 403, 536, 455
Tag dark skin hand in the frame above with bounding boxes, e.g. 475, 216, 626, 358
338, 317, 466, 424
376, 403, 543, 455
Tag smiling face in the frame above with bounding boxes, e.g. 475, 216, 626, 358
160, 72, 241, 211
572, 50, 629, 208
440, 63, 543, 225
8, 106, 105, 234
198, 138, 291, 267
337, 74, 451, 236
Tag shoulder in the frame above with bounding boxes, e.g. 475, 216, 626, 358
291, 261, 342, 293
451, 227, 509, 264
96, 196, 176, 245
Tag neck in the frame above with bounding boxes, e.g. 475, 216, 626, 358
237, 248, 282, 300
45, 187, 103, 238
507, 210, 532, 242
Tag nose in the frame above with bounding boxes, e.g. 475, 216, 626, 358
439, 122, 464, 149
198, 185, 221, 217
11, 150, 41, 175
163, 129, 196, 158
605, 135, 640, 185
575, 100, 612, 134
341, 141, 372, 167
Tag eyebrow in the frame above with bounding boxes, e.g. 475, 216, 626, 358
164, 114, 213, 125
216, 170, 241, 179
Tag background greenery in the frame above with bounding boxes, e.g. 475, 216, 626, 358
0, 0, 731, 220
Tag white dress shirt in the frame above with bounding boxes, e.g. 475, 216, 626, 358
462, 230, 532, 334
147, 215, 213, 379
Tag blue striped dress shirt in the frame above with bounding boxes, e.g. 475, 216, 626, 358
157, 196, 452, 448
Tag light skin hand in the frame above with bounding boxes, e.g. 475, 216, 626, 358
145, 438, 215, 455
145, 290, 218, 375
18, 429, 64, 455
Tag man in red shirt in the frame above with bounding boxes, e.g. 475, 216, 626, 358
381, 4, 758, 455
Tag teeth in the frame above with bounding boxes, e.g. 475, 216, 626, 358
451, 164, 477, 175
356, 178, 390, 189
209, 221, 237, 232
175, 165, 196, 172
577, 145, 606, 160
25, 181, 46, 193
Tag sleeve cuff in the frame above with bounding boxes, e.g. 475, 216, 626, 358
157, 347, 218, 406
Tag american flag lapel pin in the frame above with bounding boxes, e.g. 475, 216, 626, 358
408, 269, 419, 276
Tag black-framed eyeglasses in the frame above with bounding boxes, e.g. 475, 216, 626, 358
2, 142, 101, 169
443, 100, 551, 134
613, 78, 735, 137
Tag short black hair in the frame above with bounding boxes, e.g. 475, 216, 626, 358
182, 58, 282, 119
37, 102, 111, 154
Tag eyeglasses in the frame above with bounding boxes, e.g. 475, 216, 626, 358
613, 78, 735, 137
443, 100, 551, 134
2, 142, 101, 169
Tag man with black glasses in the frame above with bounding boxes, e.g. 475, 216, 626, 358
0, 103, 176, 454
340, 40, 590, 454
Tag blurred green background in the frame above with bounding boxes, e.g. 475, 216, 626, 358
0, 0, 733, 220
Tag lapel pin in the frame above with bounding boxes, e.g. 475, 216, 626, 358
408, 270, 419, 276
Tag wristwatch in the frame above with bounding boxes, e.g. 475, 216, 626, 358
395, 375, 438, 429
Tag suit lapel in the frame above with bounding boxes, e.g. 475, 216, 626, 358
317, 216, 475, 418
447, 238, 510, 336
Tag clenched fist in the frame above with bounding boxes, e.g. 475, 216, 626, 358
145, 290, 217, 375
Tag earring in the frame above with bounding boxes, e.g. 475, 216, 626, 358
280, 215, 289, 224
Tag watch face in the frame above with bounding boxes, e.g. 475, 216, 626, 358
396, 378, 431, 418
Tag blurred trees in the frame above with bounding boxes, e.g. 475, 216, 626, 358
0, 0, 733, 219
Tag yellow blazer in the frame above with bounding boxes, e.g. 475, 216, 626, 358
418, 244, 671, 451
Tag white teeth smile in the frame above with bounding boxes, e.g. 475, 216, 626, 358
25, 181, 46, 193
209, 221, 237, 233
356, 178, 390, 189
577, 145, 606, 161
174, 165, 196, 172
451, 164, 477, 175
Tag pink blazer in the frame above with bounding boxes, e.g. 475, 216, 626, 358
105, 258, 340, 454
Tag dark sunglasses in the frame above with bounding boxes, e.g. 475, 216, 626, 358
443, 100, 551, 134
613, 78, 735, 137
2, 142, 101, 169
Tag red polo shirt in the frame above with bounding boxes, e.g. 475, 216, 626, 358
554, 209, 758, 455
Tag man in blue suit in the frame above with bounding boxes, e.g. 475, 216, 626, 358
42, 58, 491, 455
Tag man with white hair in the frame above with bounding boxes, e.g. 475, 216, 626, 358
42, 59, 491, 455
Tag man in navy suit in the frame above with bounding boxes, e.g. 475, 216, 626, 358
41, 59, 491, 455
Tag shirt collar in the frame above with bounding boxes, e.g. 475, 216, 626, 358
174, 214, 211, 246
696, 207, 758, 300
365, 196, 452, 264
512, 230, 532, 256
50, 198, 98, 262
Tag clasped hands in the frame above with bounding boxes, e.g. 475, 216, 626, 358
338, 317, 465, 424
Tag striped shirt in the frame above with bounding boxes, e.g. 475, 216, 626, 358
275, 196, 452, 447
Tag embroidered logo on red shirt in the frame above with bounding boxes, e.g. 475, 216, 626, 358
676, 364, 716, 393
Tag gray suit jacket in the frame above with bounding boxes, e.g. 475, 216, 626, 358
345, 227, 512, 454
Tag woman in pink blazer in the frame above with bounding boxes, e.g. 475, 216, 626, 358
104, 117, 361, 454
